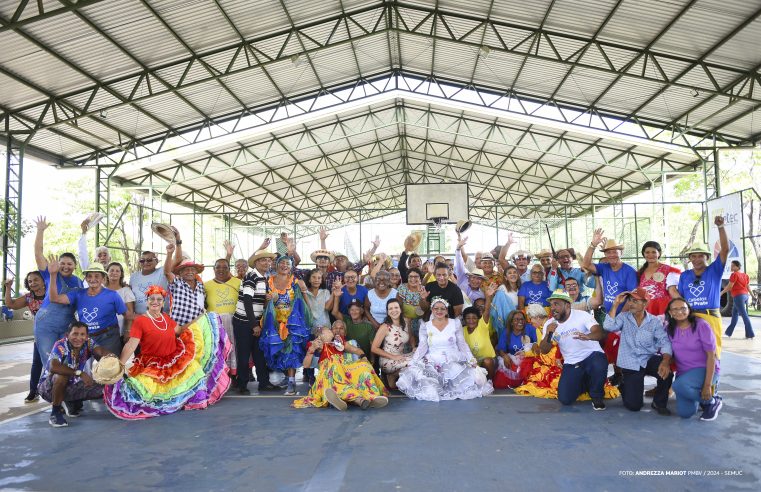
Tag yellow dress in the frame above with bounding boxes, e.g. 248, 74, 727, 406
463, 319, 496, 361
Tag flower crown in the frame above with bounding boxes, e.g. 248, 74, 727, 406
430, 297, 450, 308
145, 285, 168, 298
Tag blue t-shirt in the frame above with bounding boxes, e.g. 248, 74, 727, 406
338, 285, 369, 315
66, 288, 127, 333
595, 262, 638, 312
39, 267, 83, 308
678, 257, 725, 310
518, 281, 552, 307
497, 324, 538, 354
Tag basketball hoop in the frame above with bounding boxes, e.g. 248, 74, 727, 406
429, 216, 447, 232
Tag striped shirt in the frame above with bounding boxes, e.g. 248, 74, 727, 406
233, 268, 268, 323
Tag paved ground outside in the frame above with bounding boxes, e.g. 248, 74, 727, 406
1, 317, 759, 491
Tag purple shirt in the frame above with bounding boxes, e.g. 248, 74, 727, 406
668, 318, 719, 375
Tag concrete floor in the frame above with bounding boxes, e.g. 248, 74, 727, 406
1, 318, 760, 491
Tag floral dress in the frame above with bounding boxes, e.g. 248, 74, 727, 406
293, 335, 388, 408
380, 324, 413, 373
397, 283, 423, 338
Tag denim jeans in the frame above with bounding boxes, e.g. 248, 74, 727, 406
30, 342, 42, 393
91, 326, 122, 356
725, 294, 755, 338
34, 304, 76, 362
672, 367, 719, 418
557, 351, 608, 405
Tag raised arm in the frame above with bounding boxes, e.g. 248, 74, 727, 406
164, 243, 177, 283
223, 240, 235, 263
581, 228, 605, 274
3, 278, 29, 309
46, 258, 71, 305
319, 227, 328, 249
34, 216, 50, 270
454, 235, 469, 289
78, 219, 91, 271
482, 283, 497, 323
331, 285, 345, 321
497, 232, 515, 271
715, 216, 729, 265
364, 236, 380, 265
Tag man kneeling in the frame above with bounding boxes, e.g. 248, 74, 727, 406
39, 321, 116, 427
540, 290, 608, 410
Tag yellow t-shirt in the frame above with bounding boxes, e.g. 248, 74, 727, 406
463, 318, 496, 360
204, 277, 241, 314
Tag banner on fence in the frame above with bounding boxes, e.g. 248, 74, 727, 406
707, 193, 744, 279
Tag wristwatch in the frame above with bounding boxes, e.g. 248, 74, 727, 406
75, 369, 82, 377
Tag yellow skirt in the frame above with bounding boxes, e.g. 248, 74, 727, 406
694, 313, 722, 359
293, 355, 388, 408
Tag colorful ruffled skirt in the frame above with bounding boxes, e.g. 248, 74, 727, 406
260, 298, 310, 371
514, 346, 620, 400
103, 313, 231, 420
293, 355, 387, 408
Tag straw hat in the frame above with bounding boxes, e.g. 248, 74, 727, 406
83, 212, 105, 229
334, 252, 348, 261
467, 268, 486, 279
248, 249, 276, 268
599, 239, 625, 252
547, 289, 572, 303
82, 263, 107, 276
455, 220, 472, 234
480, 253, 496, 263
404, 232, 423, 252
151, 222, 177, 244
535, 249, 553, 259
173, 259, 204, 274
684, 243, 711, 257
310, 249, 335, 263
92, 356, 124, 385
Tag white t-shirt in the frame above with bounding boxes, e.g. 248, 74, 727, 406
544, 309, 603, 365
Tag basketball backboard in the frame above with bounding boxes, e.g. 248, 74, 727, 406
405, 183, 469, 225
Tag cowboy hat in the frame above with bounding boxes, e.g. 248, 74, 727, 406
599, 239, 625, 252
310, 249, 335, 263
173, 259, 205, 274
334, 252, 349, 260
83, 212, 105, 230
684, 243, 711, 257
92, 356, 124, 385
512, 250, 532, 260
82, 263, 107, 276
455, 220, 472, 234
535, 249, 553, 259
248, 249, 276, 268
554, 247, 576, 259
480, 253, 496, 263
467, 268, 486, 279
404, 231, 423, 252
547, 289, 572, 303
151, 222, 177, 244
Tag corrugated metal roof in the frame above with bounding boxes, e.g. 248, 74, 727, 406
2, 0, 758, 222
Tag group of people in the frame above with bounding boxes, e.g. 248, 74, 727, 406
3, 213, 752, 427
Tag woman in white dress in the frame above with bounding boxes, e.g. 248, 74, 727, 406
397, 298, 493, 401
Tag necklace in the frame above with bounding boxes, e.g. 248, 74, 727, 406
147, 312, 169, 331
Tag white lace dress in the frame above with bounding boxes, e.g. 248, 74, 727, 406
397, 318, 494, 401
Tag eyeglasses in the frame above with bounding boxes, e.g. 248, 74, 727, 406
139, 258, 157, 263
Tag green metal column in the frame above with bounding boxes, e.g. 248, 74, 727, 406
2, 134, 24, 296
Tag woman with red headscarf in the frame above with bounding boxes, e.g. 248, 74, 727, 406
103, 285, 231, 419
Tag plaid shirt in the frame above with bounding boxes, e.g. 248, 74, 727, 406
603, 311, 672, 371
324, 263, 364, 291
169, 277, 205, 326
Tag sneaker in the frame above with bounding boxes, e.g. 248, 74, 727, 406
369, 396, 389, 409
258, 383, 279, 392
650, 402, 671, 416
700, 397, 723, 421
63, 401, 82, 418
592, 399, 606, 411
608, 373, 622, 387
238, 387, 251, 396
284, 381, 297, 396
324, 388, 347, 411
49, 407, 68, 428
24, 391, 39, 403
